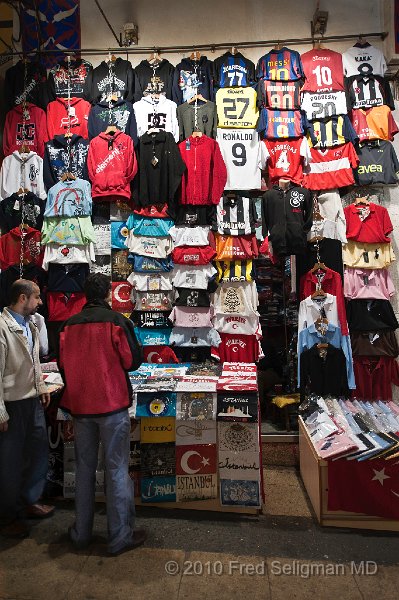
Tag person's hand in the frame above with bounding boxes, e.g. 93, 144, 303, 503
0, 420, 8, 433
40, 392, 51, 409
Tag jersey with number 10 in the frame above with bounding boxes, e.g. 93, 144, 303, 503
257, 47, 304, 81
301, 49, 345, 93
216, 87, 258, 128
217, 129, 268, 190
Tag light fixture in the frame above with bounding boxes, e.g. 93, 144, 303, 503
311, 9, 329, 37
122, 22, 138, 46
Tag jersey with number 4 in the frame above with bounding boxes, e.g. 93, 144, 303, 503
263, 138, 311, 185
301, 49, 345, 93
301, 91, 348, 120
216, 87, 258, 128
217, 129, 268, 190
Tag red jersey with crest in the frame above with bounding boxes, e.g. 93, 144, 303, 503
301, 49, 345, 93
217, 333, 262, 363
263, 137, 311, 185
304, 143, 359, 190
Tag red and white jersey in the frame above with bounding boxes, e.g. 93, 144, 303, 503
213, 313, 261, 336
217, 333, 263, 363
263, 137, 311, 186
301, 49, 345, 93
303, 143, 359, 190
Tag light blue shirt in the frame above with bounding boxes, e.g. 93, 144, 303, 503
8, 308, 33, 355
297, 322, 356, 389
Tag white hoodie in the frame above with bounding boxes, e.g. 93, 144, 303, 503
0, 151, 46, 201
133, 95, 179, 141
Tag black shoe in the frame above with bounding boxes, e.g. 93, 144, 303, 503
0, 520, 30, 539
108, 528, 147, 556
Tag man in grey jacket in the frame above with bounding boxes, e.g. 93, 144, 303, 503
0, 279, 54, 538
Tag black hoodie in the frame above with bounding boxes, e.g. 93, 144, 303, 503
4, 60, 50, 111
43, 134, 89, 191
47, 58, 93, 100
83, 58, 135, 104
134, 59, 175, 101
172, 56, 215, 104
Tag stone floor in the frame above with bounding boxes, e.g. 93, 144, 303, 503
1, 466, 399, 600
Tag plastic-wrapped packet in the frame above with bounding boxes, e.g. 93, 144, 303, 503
315, 432, 358, 459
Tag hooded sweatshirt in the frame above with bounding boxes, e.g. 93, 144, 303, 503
3, 103, 48, 158
83, 58, 135, 104
133, 95, 179, 141
172, 56, 215, 104
134, 59, 175, 101
88, 99, 138, 143
47, 58, 93, 100
87, 130, 137, 201
43, 134, 89, 190
4, 60, 49, 111
0, 151, 46, 200
46, 97, 91, 139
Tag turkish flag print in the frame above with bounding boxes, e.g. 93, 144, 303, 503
111, 282, 133, 312
176, 444, 217, 475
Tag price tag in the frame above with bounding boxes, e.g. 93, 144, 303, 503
13, 200, 20, 211
185, 139, 191, 151
68, 106, 76, 118
151, 156, 159, 167
363, 251, 369, 263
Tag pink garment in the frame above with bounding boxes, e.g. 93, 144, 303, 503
168, 306, 213, 328
344, 267, 395, 300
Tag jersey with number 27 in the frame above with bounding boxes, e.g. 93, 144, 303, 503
217, 129, 268, 190
216, 87, 259, 128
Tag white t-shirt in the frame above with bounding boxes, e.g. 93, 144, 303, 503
342, 44, 387, 77
301, 91, 348, 120
42, 243, 95, 270
169, 226, 210, 247
133, 95, 179, 141
125, 233, 173, 258
212, 281, 258, 316
216, 128, 268, 190
127, 272, 173, 291
172, 264, 217, 289
212, 313, 261, 336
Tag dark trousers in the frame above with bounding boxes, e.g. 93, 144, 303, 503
0, 397, 48, 522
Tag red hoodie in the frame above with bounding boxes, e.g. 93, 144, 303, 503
47, 97, 91, 139
87, 131, 138, 201
179, 135, 227, 205
3, 103, 48, 158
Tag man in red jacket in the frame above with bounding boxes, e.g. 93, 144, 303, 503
58, 273, 145, 555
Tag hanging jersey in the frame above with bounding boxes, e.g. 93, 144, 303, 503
126, 214, 173, 237
305, 115, 358, 148
172, 264, 217, 289
263, 137, 311, 185
125, 233, 174, 258
168, 306, 213, 328
350, 106, 399, 142
169, 226, 210, 247
301, 91, 348, 120
132, 289, 173, 311
257, 80, 302, 110
257, 108, 304, 139
169, 327, 221, 347
213, 195, 258, 236
174, 205, 215, 227
216, 128, 268, 190
346, 76, 395, 110
301, 49, 345, 93
134, 328, 171, 346
216, 87, 258, 128
215, 260, 254, 283
304, 143, 359, 190
174, 288, 211, 307
355, 140, 399, 186
343, 44, 387, 78
172, 245, 216, 265
217, 333, 262, 363
256, 47, 304, 81
213, 51, 256, 88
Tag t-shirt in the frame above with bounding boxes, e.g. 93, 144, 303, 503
212, 281, 258, 315
258, 80, 301, 109
301, 48, 345, 93
174, 288, 211, 307
133, 204, 169, 219
212, 313, 261, 336
42, 243, 95, 270
344, 202, 393, 244
263, 137, 311, 185
344, 268, 395, 301
127, 255, 174, 272
213, 51, 256, 88
125, 233, 173, 257
216, 129, 268, 190
301, 91, 348, 120
127, 272, 173, 291
132, 290, 173, 311
355, 140, 399, 185
215, 260, 254, 283
169, 226, 210, 247
216, 87, 259, 128
173, 205, 215, 227
134, 327, 171, 346
172, 245, 216, 265
110, 221, 129, 249
350, 106, 399, 142
343, 241, 395, 269
217, 333, 262, 363
130, 310, 172, 328
257, 47, 304, 81
345, 75, 394, 110
213, 195, 258, 236
169, 327, 221, 347
47, 291, 86, 321
126, 214, 173, 237
168, 306, 213, 328
342, 44, 387, 78
303, 143, 359, 190
47, 263, 89, 292
304, 115, 358, 148
213, 233, 259, 260
257, 109, 304, 139
172, 264, 216, 289
41, 216, 96, 245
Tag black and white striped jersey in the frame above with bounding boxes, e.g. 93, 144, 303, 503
346, 75, 395, 110
213, 195, 258, 236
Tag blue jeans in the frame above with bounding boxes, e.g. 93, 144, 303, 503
0, 397, 48, 522
69, 410, 135, 553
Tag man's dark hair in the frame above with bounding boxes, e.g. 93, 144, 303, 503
9, 279, 36, 304
84, 273, 112, 302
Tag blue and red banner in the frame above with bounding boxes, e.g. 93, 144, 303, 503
21, 1, 81, 68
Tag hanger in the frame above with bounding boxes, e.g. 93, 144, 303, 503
148, 50, 162, 64
313, 38, 325, 50
231, 46, 237, 55
64, 132, 73, 139
107, 51, 116, 63
188, 93, 207, 104
190, 50, 201, 61
19, 144, 30, 154
105, 124, 119, 135
317, 342, 329, 349
308, 234, 324, 243
61, 172, 76, 182
311, 288, 327, 299
147, 127, 160, 135
192, 131, 203, 138
273, 41, 282, 51
19, 223, 29, 231
355, 195, 370, 206
17, 187, 29, 196
311, 261, 327, 273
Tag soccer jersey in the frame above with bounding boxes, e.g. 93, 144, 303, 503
355, 140, 399, 185
263, 138, 311, 185
342, 44, 387, 78
304, 143, 359, 190
213, 233, 259, 260
257, 109, 304, 139
172, 264, 217, 289
346, 75, 395, 110
217, 333, 262, 363
257, 47, 304, 81
213, 51, 256, 88
213, 195, 258, 236
301, 91, 348, 120
258, 80, 302, 110
350, 107, 399, 142
216, 129, 268, 190
301, 49, 345, 93
216, 87, 258, 128
127, 272, 173, 291
305, 115, 358, 148
215, 260, 254, 283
